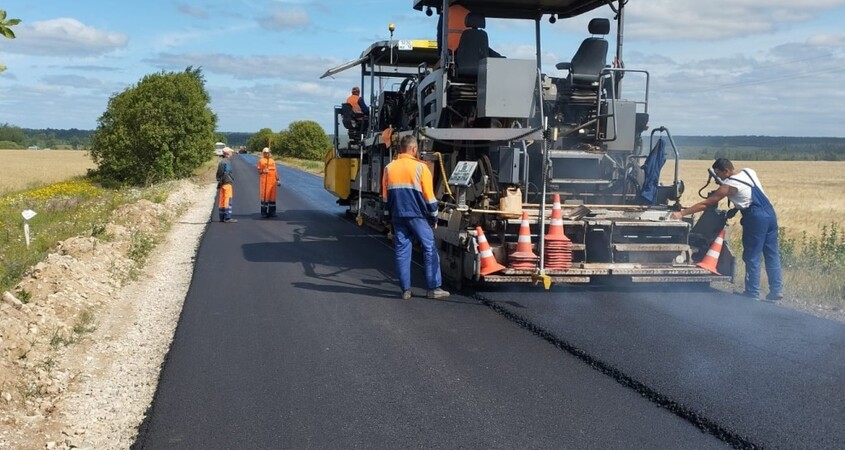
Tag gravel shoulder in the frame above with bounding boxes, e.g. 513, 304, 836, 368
0, 181, 214, 450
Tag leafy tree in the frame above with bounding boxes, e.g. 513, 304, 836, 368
272, 130, 288, 156
90, 67, 217, 186
0, 10, 21, 73
246, 128, 275, 153
0, 123, 26, 145
277, 120, 331, 160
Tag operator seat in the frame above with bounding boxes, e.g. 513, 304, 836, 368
340, 103, 364, 145
556, 18, 610, 88
453, 13, 488, 80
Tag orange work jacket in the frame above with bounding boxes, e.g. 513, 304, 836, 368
257, 157, 279, 202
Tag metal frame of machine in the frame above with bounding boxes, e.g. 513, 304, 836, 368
322, 0, 734, 288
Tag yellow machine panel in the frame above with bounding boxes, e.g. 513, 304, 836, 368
324, 149, 358, 201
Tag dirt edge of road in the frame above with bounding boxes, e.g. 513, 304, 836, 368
0, 180, 214, 450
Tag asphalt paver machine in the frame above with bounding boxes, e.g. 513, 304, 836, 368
323, 0, 734, 288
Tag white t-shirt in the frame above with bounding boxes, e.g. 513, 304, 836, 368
723, 168, 765, 209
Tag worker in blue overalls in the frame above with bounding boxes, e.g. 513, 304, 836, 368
670, 158, 784, 302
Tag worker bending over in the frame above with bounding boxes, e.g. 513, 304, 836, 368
671, 158, 783, 302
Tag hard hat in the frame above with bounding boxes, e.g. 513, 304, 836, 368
262, 147, 270, 153
352, 86, 360, 94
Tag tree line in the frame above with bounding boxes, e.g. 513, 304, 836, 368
672, 136, 845, 161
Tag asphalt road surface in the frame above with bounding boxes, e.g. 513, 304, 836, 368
133, 155, 845, 450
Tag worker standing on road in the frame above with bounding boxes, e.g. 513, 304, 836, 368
216, 148, 237, 223
381, 135, 450, 300
257, 147, 280, 218
670, 158, 783, 302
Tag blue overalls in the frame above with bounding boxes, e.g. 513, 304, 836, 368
729, 170, 783, 298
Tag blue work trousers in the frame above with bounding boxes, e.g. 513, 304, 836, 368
741, 205, 783, 297
391, 217, 441, 291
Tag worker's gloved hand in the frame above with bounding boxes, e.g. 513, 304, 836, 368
726, 207, 739, 219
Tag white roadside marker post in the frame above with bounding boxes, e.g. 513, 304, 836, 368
22, 209, 36, 248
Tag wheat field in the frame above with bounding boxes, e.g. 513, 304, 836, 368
663, 160, 845, 239
2, 150, 841, 239
0, 150, 96, 194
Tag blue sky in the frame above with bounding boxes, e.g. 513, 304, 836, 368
1, 0, 844, 137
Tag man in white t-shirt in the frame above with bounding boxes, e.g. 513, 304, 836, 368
670, 158, 783, 302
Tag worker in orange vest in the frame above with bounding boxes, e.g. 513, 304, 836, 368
346, 86, 369, 115
257, 147, 280, 218
381, 135, 449, 300
216, 148, 236, 223
437, 4, 470, 53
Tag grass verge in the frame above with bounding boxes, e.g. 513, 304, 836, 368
0, 177, 182, 294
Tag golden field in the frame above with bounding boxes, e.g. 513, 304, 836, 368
663, 160, 845, 239
0, 149, 96, 194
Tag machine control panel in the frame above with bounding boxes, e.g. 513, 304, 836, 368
448, 161, 478, 187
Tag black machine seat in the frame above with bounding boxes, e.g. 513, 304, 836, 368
556, 18, 610, 88
453, 13, 488, 80
340, 103, 365, 144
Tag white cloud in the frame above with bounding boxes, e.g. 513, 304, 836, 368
258, 8, 310, 31
146, 52, 340, 81
626, 0, 845, 41
806, 33, 845, 46
152, 29, 209, 51
6, 18, 128, 57
176, 4, 209, 19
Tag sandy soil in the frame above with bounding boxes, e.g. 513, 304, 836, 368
0, 180, 214, 450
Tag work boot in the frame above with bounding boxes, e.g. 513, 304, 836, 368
734, 290, 759, 300
223, 218, 238, 223
426, 288, 450, 299
763, 292, 783, 303
401, 290, 412, 300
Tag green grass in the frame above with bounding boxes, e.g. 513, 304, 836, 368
727, 222, 845, 308
0, 177, 179, 294
780, 223, 845, 307
280, 157, 323, 176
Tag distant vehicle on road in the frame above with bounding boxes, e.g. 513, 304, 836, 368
27, 145, 40, 150
214, 142, 226, 156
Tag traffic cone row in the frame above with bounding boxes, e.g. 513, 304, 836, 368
476, 226, 505, 275
696, 227, 726, 275
508, 212, 539, 270
544, 194, 572, 270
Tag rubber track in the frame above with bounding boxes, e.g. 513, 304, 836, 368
472, 292, 762, 450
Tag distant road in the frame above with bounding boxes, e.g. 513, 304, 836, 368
133, 154, 845, 450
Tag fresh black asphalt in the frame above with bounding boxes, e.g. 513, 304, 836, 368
132, 154, 845, 449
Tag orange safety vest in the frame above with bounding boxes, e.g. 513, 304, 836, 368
447, 5, 470, 52
346, 94, 363, 114
382, 153, 438, 220
257, 157, 278, 202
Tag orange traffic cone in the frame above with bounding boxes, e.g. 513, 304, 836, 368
696, 227, 726, 274
509, 212, 539, 270
476, 226, 505, 276
545, 194, 572, 270
545, 194, 569, 242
